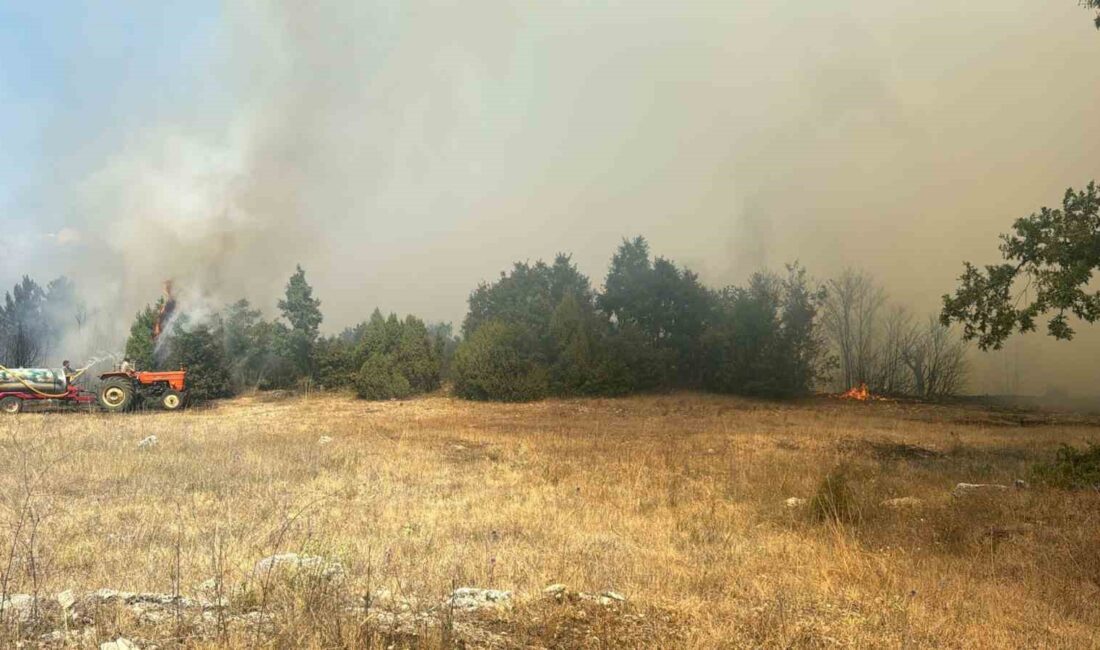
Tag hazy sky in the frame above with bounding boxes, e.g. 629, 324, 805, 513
1, 1, 1097, 393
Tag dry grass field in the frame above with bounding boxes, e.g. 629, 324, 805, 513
1, 392, 1098, 648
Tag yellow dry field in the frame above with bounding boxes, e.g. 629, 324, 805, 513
1, 392, 1099, 648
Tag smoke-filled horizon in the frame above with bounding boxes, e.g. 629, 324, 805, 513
1, 1, 1098, 394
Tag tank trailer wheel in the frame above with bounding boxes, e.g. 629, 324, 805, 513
160, 390, 184, 411
98, 379, 135, 412
0, 396, 23, 414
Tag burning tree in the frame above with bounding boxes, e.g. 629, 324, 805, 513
124, 281, 175, 370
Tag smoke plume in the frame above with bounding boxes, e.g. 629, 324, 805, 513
6, 0, 1099, 394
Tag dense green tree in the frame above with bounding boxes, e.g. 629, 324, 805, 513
548, 293, 637, 395
0, 276, 47, 367
277, 265, 323, 379
460, 254, 611, 397
123, 298, 165, 370
351, 310, 441, 400
315, 336, 358, 389
167, 317, 232, 402
942, 183, 1100, 350
452, 321, 549, 401
222, 299, 288, 389
463, 254, 593, 347
598, 237, 713, 386
701, 265, 829, 397
355, 354, 413, 400
254, 320, 298, 389
702, 274, 782, 395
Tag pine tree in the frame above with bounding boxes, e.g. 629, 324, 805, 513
277, 265, 323, 379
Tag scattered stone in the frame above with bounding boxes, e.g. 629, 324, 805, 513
543, 583, 568, 600
100, 639, 137, 650
137, 435, 158, 450
318, 436, 334, 445
1014, 478, 1031, 490
881, 497, 923, 508
447, 587, 512, 611
598, 591, 627, 606
784, 497, 807, 509
952, 483, 1010, 497
1, 594, 37, 622
253, 553, 344, 580
56, 589, 76, 612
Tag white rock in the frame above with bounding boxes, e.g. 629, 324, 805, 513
598, 591, 627, 606
100, 639, 137, 650
137, 435, 158, 450
952, 483, 1009, 497
447, 587, 512, 611
784, 497, 807, 509
881, 497, 923, 508
57, 589, 76, 611
0, 594, 36, 622
543, 583, 568, 597
318, 436, 334, 445
253, 553, 344, 579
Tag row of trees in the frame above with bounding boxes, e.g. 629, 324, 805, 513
1, 237, 982, 404
451, 238, 830, 401
122, 266, 450, 402
112, 238, 838, 403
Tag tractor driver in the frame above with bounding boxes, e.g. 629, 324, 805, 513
62, 360, 76, 382
119, 358, 133, 374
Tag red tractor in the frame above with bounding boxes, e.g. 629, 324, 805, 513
0, 367, 188, 413
97, 369, 188, 412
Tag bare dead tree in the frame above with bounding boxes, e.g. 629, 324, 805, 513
822, 269, 886, 390
873, 305, 918, 396
903, 316, 968, 400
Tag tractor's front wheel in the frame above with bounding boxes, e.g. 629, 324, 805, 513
0, 396, 23, 414
98, 379, 135, 412
160, 389, 184, 411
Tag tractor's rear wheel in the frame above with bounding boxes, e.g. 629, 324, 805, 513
160, 389, 184, 411
0, 396, 23, 414
98, 379, 134, 412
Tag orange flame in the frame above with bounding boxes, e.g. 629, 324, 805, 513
840, 383, 872, 401
152, 280, 176, 341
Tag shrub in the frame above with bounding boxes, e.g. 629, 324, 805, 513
1031, 444, 1100, 490
810, 465, 859, 523
355, 354, 413, 400
452, 321, 549, 402
168, 321, 233, 402
351, 311, 441, 400
315, 337, 358, 389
